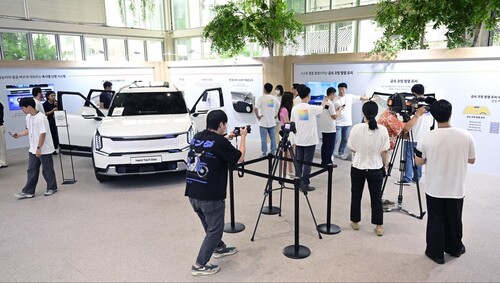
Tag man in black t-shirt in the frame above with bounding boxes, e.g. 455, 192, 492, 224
185, 110, 247, 276
99, 81, 113, 109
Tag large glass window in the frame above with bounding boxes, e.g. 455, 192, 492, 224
493, 24, 500, 46
425, 22, 447, 49
358, 19, 383, 52
287, 0, 305, 14
306, 23, 330, 54
173, 0, 201, 30
107, 38, 126, 61
283, 30, 305, 55
146, 40, 163, 61
59, 35, 83, 61
127, 39, 145, 61
306, 0, 330, 12
85, 37, 105, 61
359, 0, 380, 5
331, 21, 356, 53
175, 37, 203, 60
332, 0, 355, 9
1, 32, 29, 60
105, 0, 164, 30
32, 33, 57, 60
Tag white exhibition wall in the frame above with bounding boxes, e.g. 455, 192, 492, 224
169, 64, 264, 141
1, 67, 155, 149
295, 60, 500, 176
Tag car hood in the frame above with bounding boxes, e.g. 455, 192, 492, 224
98, 114, 192, 137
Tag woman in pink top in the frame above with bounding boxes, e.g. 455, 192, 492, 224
278, 92, 295, 178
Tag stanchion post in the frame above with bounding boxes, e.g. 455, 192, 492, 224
317, 164, 341, 235
224, 168, 245, 233
283, 177, 310, 259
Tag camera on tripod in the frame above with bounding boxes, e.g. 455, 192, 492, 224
281, 122, 296, 134
387, 93, 436, 122
233, 125, 251, 136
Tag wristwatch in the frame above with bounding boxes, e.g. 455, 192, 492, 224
37, 146, 41, 150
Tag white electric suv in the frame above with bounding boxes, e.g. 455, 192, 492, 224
57, 82, 224, 182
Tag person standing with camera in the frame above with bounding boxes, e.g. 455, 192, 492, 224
185, 110, 246, 276
291, 84, 327, 191
415, 100, 475, 264
320, 87, 338, 166
348, 101, 390, 236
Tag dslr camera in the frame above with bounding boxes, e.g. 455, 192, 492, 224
281, 122, 296, 134
387, 93, 436, 122
233, 125, 251, 136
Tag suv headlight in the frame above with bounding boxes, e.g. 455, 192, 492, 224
187, 126, 195, 143
94, 131, 103, 150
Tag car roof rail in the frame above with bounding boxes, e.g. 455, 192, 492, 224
129, 81, 170, 88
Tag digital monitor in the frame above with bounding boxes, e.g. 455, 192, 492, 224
5, 84, 54, 111
306, 81, 338, 105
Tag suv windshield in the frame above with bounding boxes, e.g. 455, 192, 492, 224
108, 91, 189, 116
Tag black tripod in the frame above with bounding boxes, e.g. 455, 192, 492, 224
381, 130, 426, 219
251, 128, 321, 258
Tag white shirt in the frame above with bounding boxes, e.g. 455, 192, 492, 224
417, 127, 475, 198
291, 102, 323, 146
320, 100, 336, 133
35, 99, 45, 114
255, 94, 280, 128
26, 112, 54, 154
334, 94, 361, 126
411, 112, 433, 142
293, 96, 301, 106
347, 123, 390, 170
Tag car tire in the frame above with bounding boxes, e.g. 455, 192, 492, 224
95, 170, 112, 182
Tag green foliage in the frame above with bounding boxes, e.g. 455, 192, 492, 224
372, 0, 500, 58
2, 33, 29, 60
118, 0, 155, 26
33, 35, 57, 60
202, 0, 303, 57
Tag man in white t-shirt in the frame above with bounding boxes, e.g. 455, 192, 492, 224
320, 87, 338, 167
13, 98, 57, 199
401, 84, 433, 185
291, 84, 327, 191
31, 87, 46, 114
254, 83, 280, 156
415, 99, 475, 265
333, 82, 369, 160
292, 83, 301, 106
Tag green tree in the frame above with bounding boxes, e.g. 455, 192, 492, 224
118, 0, 155, 27
2, 33, 29, 60
371, 0, 500, 58
33, 35, 57, 60
202, 0, 303, 57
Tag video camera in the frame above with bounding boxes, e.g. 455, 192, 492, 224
281, 122, 296, 134
386, 92, 436, 122
233, 125, 251, 136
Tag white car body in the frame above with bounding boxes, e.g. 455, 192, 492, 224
57, 82, 224, 182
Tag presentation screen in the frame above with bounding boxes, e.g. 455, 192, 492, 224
306, 81, 338, 105
6, 83, 54, 111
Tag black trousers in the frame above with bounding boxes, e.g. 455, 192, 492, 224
425, 194, 464, 259
321, 132, 336, 165
350, 167, 384, 225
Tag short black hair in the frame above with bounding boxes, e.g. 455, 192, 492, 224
206, 110, 228, 130
297, 84, 310, 99
264, 83, 273, 93
411, 84, 424, 95
19, 97, 35, 108
338, 82, 347, 89
103, 81, 113, 89
430, 99, 452, 123
32, 87, 41, 97
292, 83, 300, 90
326, 87, 336, 96
275, 84, 284, 95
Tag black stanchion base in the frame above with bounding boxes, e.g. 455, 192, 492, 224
224, 222, 245, 233
317, 223, 341, 235
283, 245, 310, 259
261, 206, 281, 215
62, 180, 77, 185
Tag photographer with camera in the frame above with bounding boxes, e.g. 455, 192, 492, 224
291, 84, 327, 191
415, 99, 475, 264
185, 110, 247, 276
401, 84, 434, 185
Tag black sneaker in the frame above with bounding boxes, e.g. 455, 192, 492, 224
383, 199, 395, 207
394, 180, 411, 186
213, 246, 238, 259
191, 264, 220, 276
447, 245, 466, 257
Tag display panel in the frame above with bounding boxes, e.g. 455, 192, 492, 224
6, 83, 54, 111
306, 81, 338, 105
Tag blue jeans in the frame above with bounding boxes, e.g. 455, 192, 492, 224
296, 145, 316, 188
403, 141, 422, 182
189, 198, 226, 266
22, 152, 57, 195
336, 126, 352, 156
259, 126, 277, 155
